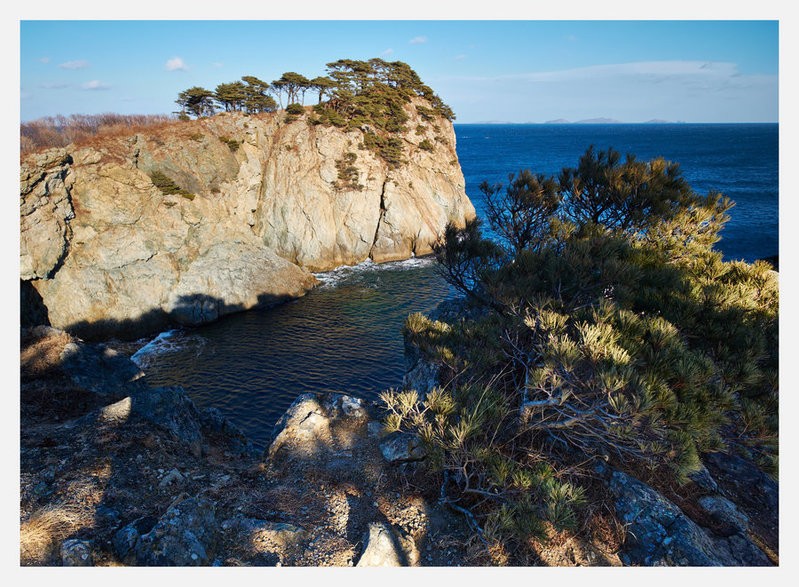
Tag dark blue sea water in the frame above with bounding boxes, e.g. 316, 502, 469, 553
135, 124, 778, 448
457, 123, 778, 263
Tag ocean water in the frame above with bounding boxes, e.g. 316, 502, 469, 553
457, 123, 778, 263
135, 123, 779, 448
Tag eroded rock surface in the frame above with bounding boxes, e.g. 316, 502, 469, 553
20, 105, 474, 338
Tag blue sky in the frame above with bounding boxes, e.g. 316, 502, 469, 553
19, 19, 779, 123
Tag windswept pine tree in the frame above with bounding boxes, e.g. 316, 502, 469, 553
386, 146, 778, 560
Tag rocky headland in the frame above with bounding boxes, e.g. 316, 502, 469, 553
20, 99, 474, 339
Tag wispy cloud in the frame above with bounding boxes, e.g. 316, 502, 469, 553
38, 57, 50, 64
81, 80, 111, 91
382, 48, 394, 56
165, 57, 187, 72
409, 36, 427, 45
59, 60, 89, 70
451, 61, 746, 83
39, 82, 70, 90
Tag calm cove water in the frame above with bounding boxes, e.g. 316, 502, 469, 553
134, 123, 779, 448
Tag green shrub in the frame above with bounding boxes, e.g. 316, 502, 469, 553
149, 170, 195, 200
334, 152, 363, 191
418, 139, 434, 152
285, 103, 305, 115
219, 136, 241, 152
391, 146, 779, 562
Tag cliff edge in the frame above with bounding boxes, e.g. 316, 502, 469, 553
20, 101, 474, 339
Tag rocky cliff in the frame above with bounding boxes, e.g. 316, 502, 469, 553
20, 101, 475, 338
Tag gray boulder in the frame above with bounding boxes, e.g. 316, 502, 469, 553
610, 470, 770, 566
267, 392, 369, 461
379, 432, 426, 463
59, 339, 146, 399
130, 386, 203, 455
60, 538, 93, 566
132, 497, 217, 566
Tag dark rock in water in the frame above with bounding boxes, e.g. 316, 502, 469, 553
609, 470, 770, 566
200, 407, 258, 458
130, 386, 203, 456
132, 497, 217, 566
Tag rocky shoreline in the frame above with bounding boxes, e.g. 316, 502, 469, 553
19, 323, 777, 567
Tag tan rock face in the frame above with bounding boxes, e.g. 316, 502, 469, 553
20, 103, 475, 338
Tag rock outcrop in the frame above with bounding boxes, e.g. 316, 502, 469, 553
20, 103, 475, 339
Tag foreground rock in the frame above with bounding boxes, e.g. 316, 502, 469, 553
20, 104, 474, 339
20, 327, 776, 567
607, 468, 771, 566
20, 331, 472, 567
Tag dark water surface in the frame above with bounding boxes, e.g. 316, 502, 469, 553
135, 124, 779, 448
133, 258, 452, 448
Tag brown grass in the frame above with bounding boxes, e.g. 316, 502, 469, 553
20, 328, 73, 380
20, 503, 95, 565
20, 113, 179, 156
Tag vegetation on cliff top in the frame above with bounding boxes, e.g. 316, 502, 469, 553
21, 59, 453, 168
172, 58, 453, 167
384, 146, 778, 562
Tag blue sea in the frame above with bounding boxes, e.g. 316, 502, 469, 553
134, 123, 779, 448
457, 123, 778, 263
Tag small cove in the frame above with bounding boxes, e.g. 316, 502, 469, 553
132, 257, 453, 449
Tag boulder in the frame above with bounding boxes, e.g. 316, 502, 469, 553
609, 470, 770, 566
356, 522, 405, 567
131, 496, 218, 566
379, 432, 426, 463
267, 392, 370, 461
129, 387, 203, 455
60, 538, 93, 566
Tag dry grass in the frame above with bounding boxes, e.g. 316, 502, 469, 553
20, 503, 95, 565
20, 113, 179, 156
20, 328, 73, 380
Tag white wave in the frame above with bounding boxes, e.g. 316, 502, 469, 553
313, 255, 435, 288
130, 329, 206, 368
